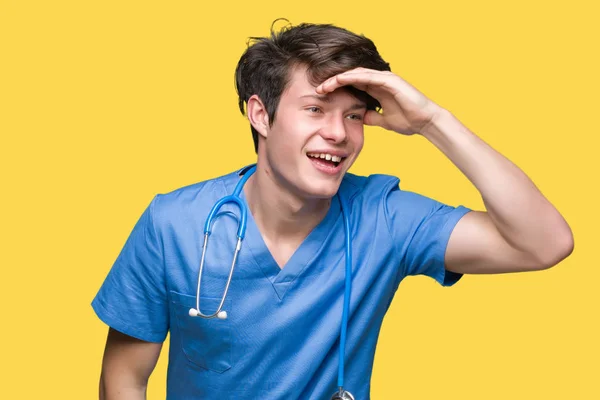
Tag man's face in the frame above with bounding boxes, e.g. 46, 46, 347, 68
258, 66, 367, 200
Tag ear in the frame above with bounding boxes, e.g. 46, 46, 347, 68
247, 95, 270, 139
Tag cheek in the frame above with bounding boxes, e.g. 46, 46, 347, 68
271, 112, 315, 150
349, 125, 365, 151
266, 121, 301, 161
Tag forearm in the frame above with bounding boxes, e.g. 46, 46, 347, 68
421, 109, 573, 264
100, 373, 146, 400
99, 328, 162, 400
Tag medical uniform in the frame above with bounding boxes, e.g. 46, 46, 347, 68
92, 165, 471, 399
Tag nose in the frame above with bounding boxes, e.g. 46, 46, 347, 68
320, 115, 347, 144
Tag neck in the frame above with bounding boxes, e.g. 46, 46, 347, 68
243, 162, 331, 241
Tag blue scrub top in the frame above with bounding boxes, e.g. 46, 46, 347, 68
92, 165, 471, 399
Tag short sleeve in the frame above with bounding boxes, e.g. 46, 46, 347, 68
384, 179, 471, 287
91, 195, 169, 342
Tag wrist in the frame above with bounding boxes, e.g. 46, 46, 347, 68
420, 108, 453, 139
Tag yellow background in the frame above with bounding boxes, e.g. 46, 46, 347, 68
1, 0, 597, 398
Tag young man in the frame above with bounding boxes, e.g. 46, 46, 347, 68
93, 23, 574, 399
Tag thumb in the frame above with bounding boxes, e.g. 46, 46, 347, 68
363, 110, 385, 128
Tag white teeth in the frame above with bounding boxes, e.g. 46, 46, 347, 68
307, 153, 344, 163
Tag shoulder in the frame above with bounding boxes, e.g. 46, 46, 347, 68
150, 166, 245, 222
340, 171, 447, 216
340, 171, 401, 203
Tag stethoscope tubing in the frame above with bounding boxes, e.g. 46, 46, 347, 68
190, 166, 254, 319
338, 191, 352, 390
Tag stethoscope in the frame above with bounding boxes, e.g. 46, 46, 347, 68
188, 165, 355, 400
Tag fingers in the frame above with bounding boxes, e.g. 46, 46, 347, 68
363, 110, 386, 128
316, 68, 396, 95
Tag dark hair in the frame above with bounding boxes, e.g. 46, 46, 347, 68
235, 21, 391, 153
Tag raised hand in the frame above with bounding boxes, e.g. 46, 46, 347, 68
316, 67, 445, 136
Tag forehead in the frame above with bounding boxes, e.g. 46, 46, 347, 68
284, 66, 318, 96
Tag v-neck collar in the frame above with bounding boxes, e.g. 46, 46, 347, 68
223, 166, 342, 300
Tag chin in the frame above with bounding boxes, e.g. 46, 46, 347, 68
301, 178, 342, 200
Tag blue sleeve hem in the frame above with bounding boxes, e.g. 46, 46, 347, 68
434, 206, 472, 287
91, 298, 167, 343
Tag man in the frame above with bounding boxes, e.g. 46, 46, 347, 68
93, 22, 574, 399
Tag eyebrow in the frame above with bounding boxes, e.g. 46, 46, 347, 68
300, 94, 367, 111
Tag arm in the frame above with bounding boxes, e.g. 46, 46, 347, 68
317, 68, 574, 273
100, 328, 163, 400
421, 109, 574, 273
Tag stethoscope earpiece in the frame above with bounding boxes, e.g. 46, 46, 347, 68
189, 308, 228, 320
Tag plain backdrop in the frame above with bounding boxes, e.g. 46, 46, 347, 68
1, 1, 597, 398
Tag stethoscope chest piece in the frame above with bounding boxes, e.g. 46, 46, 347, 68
331, 388, 355, 400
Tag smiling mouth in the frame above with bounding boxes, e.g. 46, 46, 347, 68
306, 153, 346, 167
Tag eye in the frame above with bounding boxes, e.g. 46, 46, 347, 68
346, 113, 363, 121
307, 106, 322, 114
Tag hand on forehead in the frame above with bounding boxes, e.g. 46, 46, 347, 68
317, 67, 397, 99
